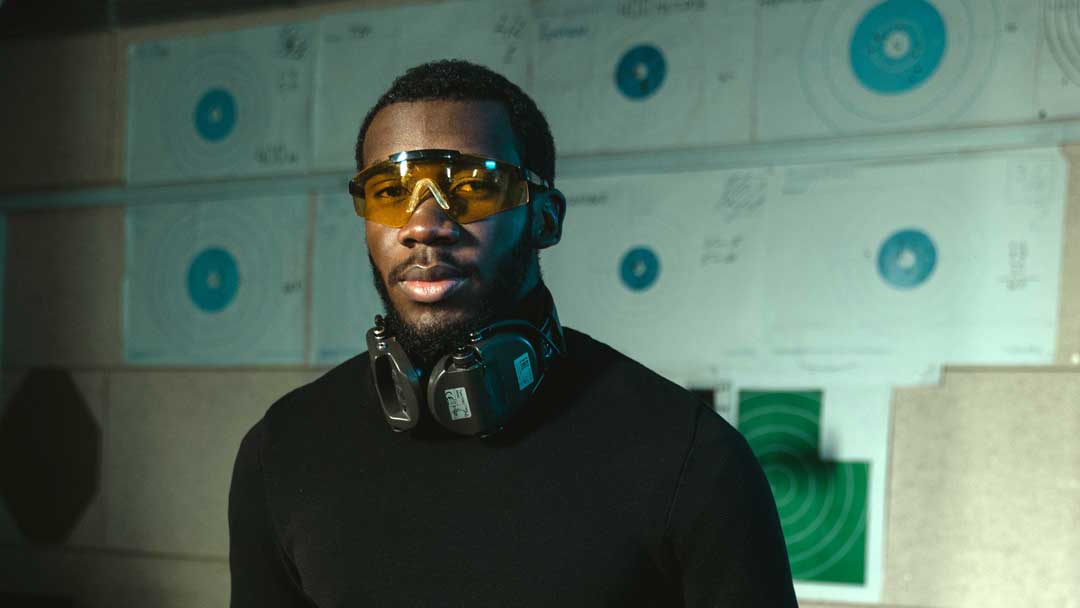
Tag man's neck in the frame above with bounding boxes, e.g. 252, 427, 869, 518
504, 280, 550, 328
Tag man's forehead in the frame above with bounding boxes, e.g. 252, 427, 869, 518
362, 100, 520, 168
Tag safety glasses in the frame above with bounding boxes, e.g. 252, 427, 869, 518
348, 149, 552, 227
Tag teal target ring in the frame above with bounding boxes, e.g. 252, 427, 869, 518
619, 246, 661, 292
877, 228, 937, 289
162, 47, 271, 175
1042, 0, 1080, 86
193, 88, 238, 142
738, 390, 869, 584
145, 202, 279, 357
799, 0, 998, 131
186, 247, 240, 313
615, 44, 667, 100
849, 0, 947, 94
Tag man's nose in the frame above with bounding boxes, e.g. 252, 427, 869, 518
397, 185, 460, 246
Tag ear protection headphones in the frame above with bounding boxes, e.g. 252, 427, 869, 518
365, 291, 566, 437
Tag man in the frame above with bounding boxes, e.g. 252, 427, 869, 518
229, 60, 797, 606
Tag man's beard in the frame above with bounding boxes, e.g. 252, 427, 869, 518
369, 237, 534, 372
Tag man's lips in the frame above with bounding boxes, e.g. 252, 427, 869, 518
396, 264, 468, 303
398, 264, 465, 282
400, 279, 466, 303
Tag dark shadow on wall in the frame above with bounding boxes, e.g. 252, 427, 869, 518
0, 369, 101, 605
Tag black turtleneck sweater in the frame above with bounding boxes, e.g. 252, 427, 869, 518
228, 326, 798, 606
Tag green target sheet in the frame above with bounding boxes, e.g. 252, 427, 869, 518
737, 390, 869, 584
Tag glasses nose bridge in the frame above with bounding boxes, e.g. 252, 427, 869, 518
406, 177, 452, 217
398, 176, 461, 243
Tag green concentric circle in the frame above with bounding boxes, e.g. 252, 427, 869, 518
738, 391, 868, 584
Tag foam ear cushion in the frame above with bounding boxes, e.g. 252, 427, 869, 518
534, 194, 564, 247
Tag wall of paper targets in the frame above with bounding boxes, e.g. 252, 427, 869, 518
545, 148, 1065, 383
126, 23, 316, 183
100, 0, 1080, 605
122, 0, 1080, 180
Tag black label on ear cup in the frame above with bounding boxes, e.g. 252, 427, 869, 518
428, 362, 492, 436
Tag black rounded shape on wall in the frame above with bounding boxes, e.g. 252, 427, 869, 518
0, 369, 101, 544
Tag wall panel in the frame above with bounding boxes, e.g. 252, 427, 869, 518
104, 369, 321, 557
0, 33, 122, 192
0, 544, 228, 608
3, 206, 124, 367
885, 368, 1080, 607
1056, 145, 1080, 364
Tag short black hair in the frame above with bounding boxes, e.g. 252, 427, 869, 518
354, 59, 556, 184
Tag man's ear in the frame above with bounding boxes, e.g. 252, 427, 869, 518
532, 188, 565, 249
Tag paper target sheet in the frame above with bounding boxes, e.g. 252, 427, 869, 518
757, 0, 1040, 140
668, 369, 888, 602
1035, 0, 1080, 119
542, 168, 772, 377
124, 196, 308, 365
529, 0, 754, 155
313, 0, 531, 171
127, 23, 315, 183
759, 147, 1066, 378
726, 377, 888, 603
311, 193, 384, 365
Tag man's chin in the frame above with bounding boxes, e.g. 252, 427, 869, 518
382, 303, 491, 370
395, 301, 473, 331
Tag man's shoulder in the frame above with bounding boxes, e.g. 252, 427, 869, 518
561, 327, 734, 437
563, 327, 702, 404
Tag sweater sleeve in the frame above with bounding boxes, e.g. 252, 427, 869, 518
228, 419, 315, 608
666, 407, 799, 607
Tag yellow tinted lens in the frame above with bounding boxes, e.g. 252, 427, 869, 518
447, 160, 533, 223
351, 156, 530, 226
363, 171, 413, 227
446, 166, 518, 223
349, 163, 412, 227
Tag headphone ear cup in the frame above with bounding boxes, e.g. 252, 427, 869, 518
428, 352, 495, 436
428, 333, 544, 437
367, 327, 423, 431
